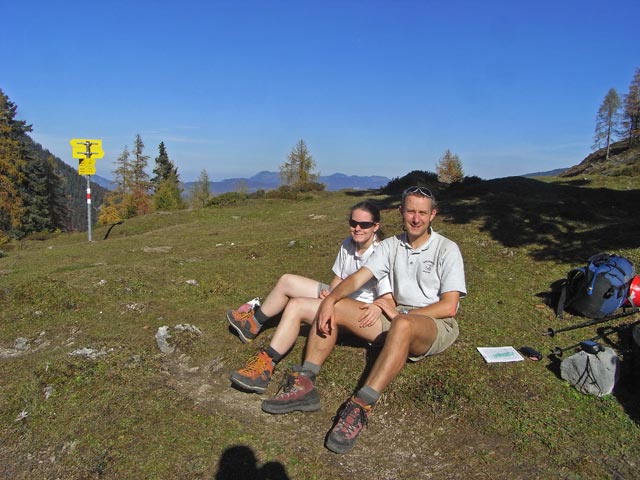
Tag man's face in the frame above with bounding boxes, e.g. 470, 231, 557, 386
400, 194, 437, 239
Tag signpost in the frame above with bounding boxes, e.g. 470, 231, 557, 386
69, 139, 104, 241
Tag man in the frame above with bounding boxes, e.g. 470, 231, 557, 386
261, 186, 467, 454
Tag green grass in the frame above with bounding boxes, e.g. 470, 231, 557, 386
1, 182, 640, 479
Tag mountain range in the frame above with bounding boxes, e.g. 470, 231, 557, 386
92, 171, 392, 194
89, 140, 640, 194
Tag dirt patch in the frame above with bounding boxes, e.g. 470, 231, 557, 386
161, 350, 544, 479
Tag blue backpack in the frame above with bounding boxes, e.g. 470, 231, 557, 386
556, 253, 635, 319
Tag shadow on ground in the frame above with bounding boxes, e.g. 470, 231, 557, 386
350, 177, 640, 264
214, 445, 289, 480
440, 177, 640, 263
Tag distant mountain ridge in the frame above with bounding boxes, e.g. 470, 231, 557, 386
94, 171, 391, 193
521, 167, 569, 178
191, 171, 391, 194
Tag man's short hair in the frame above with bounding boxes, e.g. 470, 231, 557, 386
402, 186, 438, 209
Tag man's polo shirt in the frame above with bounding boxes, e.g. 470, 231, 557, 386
363, 230, 466, 308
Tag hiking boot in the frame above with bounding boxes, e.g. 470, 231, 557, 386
325, 396, 372, 454
230, 350, 274, 393
261, 369, 320, 414
236, 297, 262, 313
226, 309, 261, 343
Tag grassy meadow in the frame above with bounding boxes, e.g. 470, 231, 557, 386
1, 176, 640, 479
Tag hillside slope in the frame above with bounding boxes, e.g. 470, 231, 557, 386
1, 184, 639, 479
561, 139, 640, 177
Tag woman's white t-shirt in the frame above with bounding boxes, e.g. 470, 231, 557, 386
331, 237, 392, 303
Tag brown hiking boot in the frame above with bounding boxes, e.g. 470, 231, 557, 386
230, 350, 274, 393
226, 309, 261, 343
325, 396, 372, 454
261, 368, 320, 414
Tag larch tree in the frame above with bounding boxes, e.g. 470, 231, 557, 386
128, 134, 152, 216
280, 139, 319, 187
99, 145, 130, 224
112, 145, 132, 193
621, 67, 640, 145
0, 89, 29, 241
191, 169, 211, 208
592, 88, 621, 160
436, 149, 464, 184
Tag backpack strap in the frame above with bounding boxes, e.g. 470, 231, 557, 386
556, 282, 568, 319
587, 253, 611, 265
556, 268, 587, 319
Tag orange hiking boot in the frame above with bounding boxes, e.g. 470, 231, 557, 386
230, 350, 274, 393
226, 309, 261, 343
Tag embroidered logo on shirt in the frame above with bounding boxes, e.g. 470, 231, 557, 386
422, 260, 435, 274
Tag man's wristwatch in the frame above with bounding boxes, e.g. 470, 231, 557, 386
399, 308, 410, 315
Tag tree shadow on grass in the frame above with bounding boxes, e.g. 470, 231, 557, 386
346, 178, 640, 263
441, 177, 640, 263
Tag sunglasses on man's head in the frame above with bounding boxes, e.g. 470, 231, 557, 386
403, 186, 434, 198
349, 219, 376, 229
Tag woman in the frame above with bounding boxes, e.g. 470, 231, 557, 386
228, 200, 391, 393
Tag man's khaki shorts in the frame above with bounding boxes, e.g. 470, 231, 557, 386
379, 307, 459, 362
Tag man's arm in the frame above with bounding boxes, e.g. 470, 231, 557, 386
406, 291, 460, 319
316, 267, 375, 335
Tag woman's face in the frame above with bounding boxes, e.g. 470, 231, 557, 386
349, 208, 379, 246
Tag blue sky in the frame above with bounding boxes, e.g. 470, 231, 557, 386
3, 0, 638, 182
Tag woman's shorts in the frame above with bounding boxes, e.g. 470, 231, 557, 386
317, 282, 330, 297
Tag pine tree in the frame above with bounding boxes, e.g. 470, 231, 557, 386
153, 172, 184, 211
151, 141, 179, 192
18, 154, 52, 234
191, 169, 210, 208
621, 67, 640, 145
150, 141, 183, 211
43, 155, 68, 230
436, 149, 464, 184
592, 88, 621, 160
280, 140, 319, 187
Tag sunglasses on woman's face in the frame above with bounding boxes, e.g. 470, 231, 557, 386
349, 219, 376, 229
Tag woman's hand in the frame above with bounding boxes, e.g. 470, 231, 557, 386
373, 295, 398, 320
357, 303, 382, 328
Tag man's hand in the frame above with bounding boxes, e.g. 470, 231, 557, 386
316, 297, 336, 335
316, 267, 375, 335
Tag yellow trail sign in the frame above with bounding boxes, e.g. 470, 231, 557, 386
78, 158, 96, 176
69, 138, 104, 159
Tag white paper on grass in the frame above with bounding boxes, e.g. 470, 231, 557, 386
477, 346, 524, 363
